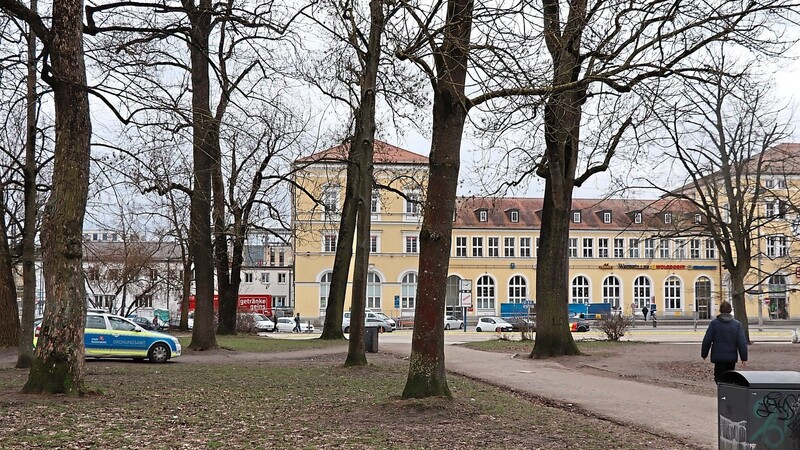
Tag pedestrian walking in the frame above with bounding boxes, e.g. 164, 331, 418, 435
641, 306, 648, 322
701, 301, 748, 383
293, 313, 302, 333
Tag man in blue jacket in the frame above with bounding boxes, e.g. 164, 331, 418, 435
701, 301, 748, 382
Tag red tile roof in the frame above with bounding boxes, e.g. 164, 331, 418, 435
297, 140, 429, 165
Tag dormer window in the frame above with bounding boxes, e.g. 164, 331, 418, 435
479, 210, 488, 222
694, 214, 702, 224
510, 210, 519, 223
664, 213, 672, 224
634, 212, 642, 224
603, 212, 612, 224
573, 211, 581, 223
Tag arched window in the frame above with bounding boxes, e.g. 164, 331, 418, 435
476, 275, 495, 309
367, 272, 382, 309
401, 273, 418, 309
633, 276, 652, 309
571, 276, 590, 304
603, 276, 621, 308
319, 272, 333, 308
664, 276, 682, 309
508, 275, 527, 303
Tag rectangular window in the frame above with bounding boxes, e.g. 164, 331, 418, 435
269, 248, 276, 265
245, 272, 253, 283
279, 250, 285, 266
261, 272, 269, 284
674, 239, 686, 259
603, 212, 611, 223
705, 239, 716, 259
582, 238, 594, 258
278, 273, 287, 284
472, 237, 483, 257
370, 235, 380, 253
573, 212, 581, 223
134, 295, 153, 308
569, 238, 578, 257
659, 239, 670, 259
323, 187, 339, 214
694, 214, 702, 224
634, 212, 642, 224
690, 239, 701, 259
504, 237, 516, 257
371, 190, 380, 214
488, 237, 499, 257
765, 179, 775, 189
405, 191, 421, 218
628, 239, 640, 258
520, 237, 531, 257
455, 237, 467, 257
664, 213, 672, 224
613, 238, 624, 258
405, 236, 419, 253
644, 238, 655, 258
767, 235, 788, 257
479, 210, 488, 222
323, 234, 337, 252
598, 238, 609, 258
510, 210, 519, 222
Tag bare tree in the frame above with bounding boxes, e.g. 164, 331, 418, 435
652, 53, 795, 343
1, 0, 92, 395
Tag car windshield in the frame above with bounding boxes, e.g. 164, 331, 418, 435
109, 317, 137, 331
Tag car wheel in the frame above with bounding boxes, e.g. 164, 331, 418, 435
459, 323, 463, 330
476, 327, 482, 332
148, 343, 171, 363
445, 324, 451, 330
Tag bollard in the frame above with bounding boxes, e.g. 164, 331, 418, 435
652, 315, 657, 328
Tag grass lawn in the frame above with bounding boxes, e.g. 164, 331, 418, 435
0, 351, 689, 449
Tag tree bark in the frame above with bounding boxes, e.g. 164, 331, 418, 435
402, 0, 472, 398
186, 0, 218, 350
17, 0, 38, 367
729, 270, 751, 343
0, 206, 20, 348
212, 125, 237, 335
16, 0, 91, 395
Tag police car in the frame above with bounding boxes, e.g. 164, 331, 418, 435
35, 311, 182, 363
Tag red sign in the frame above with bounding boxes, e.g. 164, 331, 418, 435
188, 294, 272, 316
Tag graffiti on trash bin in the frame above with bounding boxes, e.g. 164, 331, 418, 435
750, 391, 800, 449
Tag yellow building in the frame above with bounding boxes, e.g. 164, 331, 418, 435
292, 142, 798, 322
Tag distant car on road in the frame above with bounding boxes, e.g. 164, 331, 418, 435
475, 316, 513, 332
569, 317, 590, 332
344, 317, 392, 333
370, 311, 397, 331
444, 315, 464, 330
510, 318, 536, 332
246, 313, 275, 332
275, 317, 314, 333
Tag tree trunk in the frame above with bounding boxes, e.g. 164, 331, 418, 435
17, 0, 38, 367
729, 272, 751, 343
213, 133, 236, 335
22, 0, 91, 395
403, 0, 472, 397
531, 182, 580, 358
180, 259, 192, 330
530, 0, 585, 359
320, 151, 359, 340
187, 0, 218, 350
0, 207, 20, 348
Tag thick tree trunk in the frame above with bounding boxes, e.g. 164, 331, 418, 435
187, 0, 218, 350
0, 209, 20, 348
531, 182, 580, 358
180, 259, 192, 330
17, 0, 38, 367
320, 152, 359, 340
729, 272, 751, 343
22, 0, 91, 395
213, 143, 236, 335
402, 0, 472, 399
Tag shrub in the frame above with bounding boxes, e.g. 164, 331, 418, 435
595, 314, 634, 341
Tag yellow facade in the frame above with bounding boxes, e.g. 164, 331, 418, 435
292, 142, 798, 321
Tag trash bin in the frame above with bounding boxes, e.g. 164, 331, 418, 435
717, 370, 800, 450
364, 327, 378, 353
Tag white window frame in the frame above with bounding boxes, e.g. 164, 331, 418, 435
319, 272, 332, 308
705, 239, 716, 259
401, 272, 417, 308
659, 239, 670, 259
323, 234, 337, 252
472, 236, 484, 257
370, 234, 380, 253
278, 273, 287, 284
664, 276, 682, 309
508, 275, 527, 303
603, 212, 611, 224
455, 236, 467, 257
520, 237, 531, 258
664, 213, 672, 224
404, 234, 419, 254
582, 237, 594, 258
488, 237, 499, 257
366, 272, 381, 309
634, 212, 642, 224
479, 210, 488, 222
690, 239, 700, 259
598, 238, 609, 258
613, 238, 624, 258
767, 235, 788, 257
644, 238, 655, 258
476, 275, 496, 309
633, 276, 652, 310
569, 238, 578, 257
261, 272, 270, 284
504, 237, 516, 257
628, 238, 640, 258
602, 276, 622, 308
404, 190, 422, 221
674, 239, 686, 259
571, 276, 590, 304
510, 210, 519, 223
322, 186, 339, 216
573, 211, 581, 223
